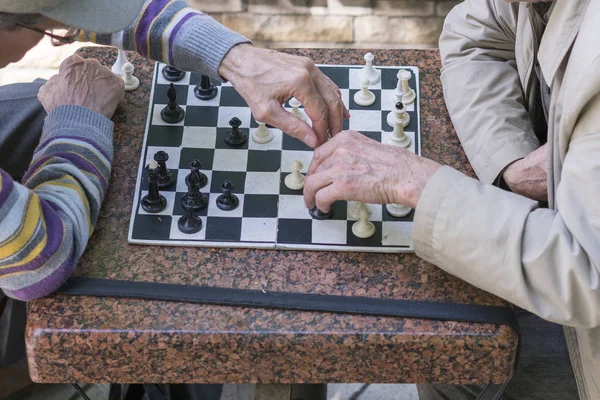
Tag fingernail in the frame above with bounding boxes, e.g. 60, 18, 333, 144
305, 136, 317, 148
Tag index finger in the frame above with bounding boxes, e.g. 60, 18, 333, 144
294, 80, 329, 146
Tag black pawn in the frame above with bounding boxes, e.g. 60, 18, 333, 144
153, 151, 175, 189
309, 206, 333, 220
216, 181, 239, 211
194, 75, 218, 100
141, 163, 167, 213
161, 83, 185, 124
224, 117, 247, 146
162, 65, 186, 82
178, 197, 203, 234
181, 169, 208, 211
185, 159, 208, 189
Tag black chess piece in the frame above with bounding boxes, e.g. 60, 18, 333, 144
153, 151, 175, 189
141, 163, 167, 213
161, 83, 185, 124
216, 180, 239, 211
162, 65, 186, 82
178, 196, 203, 234
194, 75, 218, 100
181, 169, 208, 211
309, 206, 333, 220
224, 117, 247, 146
185, 159, 208, 189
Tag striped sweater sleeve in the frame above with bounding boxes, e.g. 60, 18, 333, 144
0, 105, 113, 301
80, 0, 251, 79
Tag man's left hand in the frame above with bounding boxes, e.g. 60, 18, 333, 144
304, 130, 441, 212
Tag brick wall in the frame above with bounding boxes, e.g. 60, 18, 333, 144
190, 0, 462, 48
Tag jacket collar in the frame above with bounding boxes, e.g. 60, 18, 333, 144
535, 0, 588, 85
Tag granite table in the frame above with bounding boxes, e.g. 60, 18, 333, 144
26, 48, 518, 386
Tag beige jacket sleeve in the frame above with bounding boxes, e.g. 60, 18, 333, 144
439, 0, 539, 183
414, 88, 600, 328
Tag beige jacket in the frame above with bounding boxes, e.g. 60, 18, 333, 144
413, 1, 600, 399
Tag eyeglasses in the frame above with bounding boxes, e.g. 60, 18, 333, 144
16, 23, 80, 47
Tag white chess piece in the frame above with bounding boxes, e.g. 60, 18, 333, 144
122, 62, 140, 91
358, 52, 380, 85
353, 77, 376, 107
285, 160, 305, 190
352, 204, 376, 239
386, 203, 412, 218
386, 105, 411, 148
289, 97, 306, 121
398, 69, 416, 105
386, 101, 410, 129
252, 121, 274, 144
112, 49, 128, 77
347, 201, 363, 220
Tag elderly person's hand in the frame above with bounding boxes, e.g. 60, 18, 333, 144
304, 130, 441, 212
38, 55, 125, 119
219, 44, 350, 149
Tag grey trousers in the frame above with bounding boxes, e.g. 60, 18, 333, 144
417, 312, 579, 400
0, 81, 47, 368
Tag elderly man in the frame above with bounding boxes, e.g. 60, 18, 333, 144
305, 0, 599, 399
0, 0, 347, 393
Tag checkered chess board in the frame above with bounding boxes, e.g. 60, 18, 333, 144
128, 62, 421, 252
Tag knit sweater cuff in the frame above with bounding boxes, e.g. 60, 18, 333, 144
172, 14, 252, 80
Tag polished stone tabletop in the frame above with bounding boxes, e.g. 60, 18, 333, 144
26, 47, 518, 385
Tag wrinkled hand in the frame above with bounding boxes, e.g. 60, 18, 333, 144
502, 144, 548, 201
304, 130, 441, 212
219, 44, 350, 148
38, 55, 125, 119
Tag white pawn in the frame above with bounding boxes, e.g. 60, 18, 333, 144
386, 104, 411, 148
122, 62, 139, 91
347, 201, 363, 220
387, 101, 410, 129
358, 52, 380, 85
352, 204, 376, 239
112, 49, 128, 77
386, 203, 412, 218
284, 160, 305, 190
289, 97, 306, 122
252, 120, 274, 144
354, 77, 376, 107
398, 69, 416, 105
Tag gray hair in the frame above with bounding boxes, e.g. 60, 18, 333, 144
0, 12, 43, 30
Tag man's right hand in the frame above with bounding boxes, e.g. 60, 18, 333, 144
502, 144, 548, 202
38, 55, 125, 119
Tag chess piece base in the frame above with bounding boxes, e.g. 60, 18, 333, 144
161, 106, 185, 124
252, 128, 274, 144
352, 220, 376, 239
284, 173, 305, 191
384, 132, 412, 148
178, 214, 203, 234
309, 206, 333, 220
162, 66, 186, 82
194, 84, 218, 100
217, 193, 239, 211
402, 89, 416, 105
124, 76, 139, 92
141, 194, 167, 213
224, 132, 248, 147
386, 203, 412, 217
387, 111, 410, 128
354, 90, 376, 107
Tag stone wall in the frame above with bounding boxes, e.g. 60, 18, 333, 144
190, 0, 462, 48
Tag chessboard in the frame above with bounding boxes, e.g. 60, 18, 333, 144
128, 61, 422, 253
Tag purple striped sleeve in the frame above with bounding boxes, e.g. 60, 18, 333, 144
135, 0, 172, 57
168, 12, 196, 65
0, 170, 15, 208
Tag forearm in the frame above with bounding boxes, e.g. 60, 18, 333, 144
413, 166, 600, 328
0, 106, 113, 300
84, 0, 250, 78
